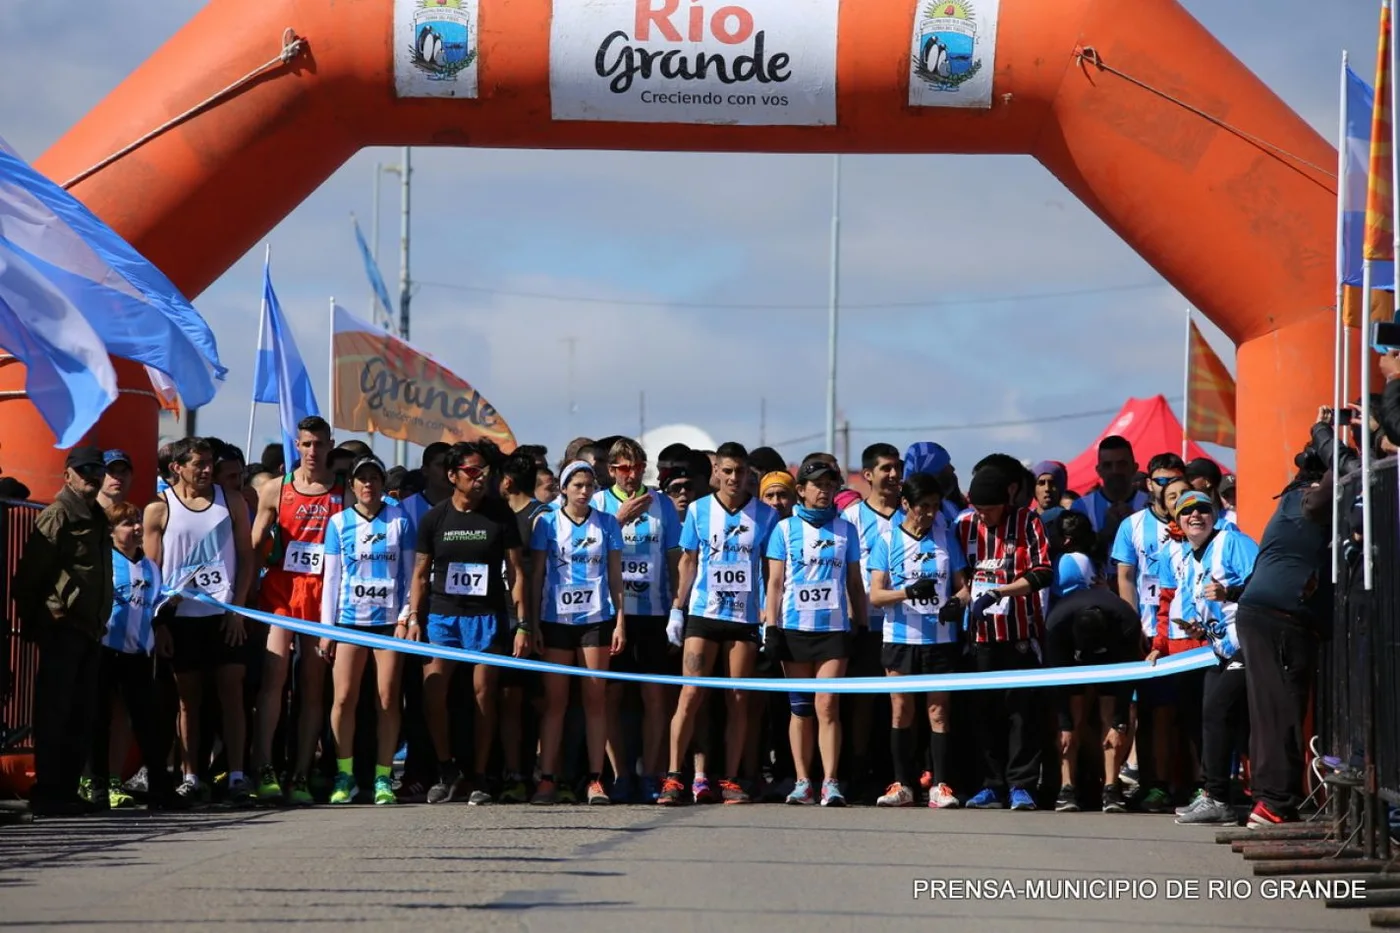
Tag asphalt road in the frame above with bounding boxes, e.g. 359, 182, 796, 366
0, 803, 1371, 932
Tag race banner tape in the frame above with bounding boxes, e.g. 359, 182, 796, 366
188, 593, 1219, 694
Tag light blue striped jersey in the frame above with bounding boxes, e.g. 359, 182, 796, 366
106, 549, 161, 654
531, 508, 623, 625
400, 492, 434, 529
868, 522, 967, 646
1070, 489, 1149, 532
840, 499, 903, 634
591, 486, 681, 618
765, 514, 862, 633
1109, 507, 1174, 637
322, 503, 414, 628
1155, 537, 1194, 639
1157, 528, 1259, 660
679, 494, 779, 626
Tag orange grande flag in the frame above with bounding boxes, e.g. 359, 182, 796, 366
1187, 320, 1236, 448
1348, 0, 1397, 326
331, 305, 516, 452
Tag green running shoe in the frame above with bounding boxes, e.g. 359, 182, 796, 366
374, 776, 397, 806
107, 777, 135, 809
1140, 786, 1173, 814
254, 766, 283, 803
288, 774, 315, 806
77, 776, 96, 804
498, 776, 528, 804
557, 783, 577, 805
330, 773, 358, 805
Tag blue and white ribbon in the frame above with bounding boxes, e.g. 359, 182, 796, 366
188, 593, 1217, 694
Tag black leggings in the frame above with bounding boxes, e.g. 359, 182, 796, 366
91, 647, 174, 797
1200, 657, 1249, 800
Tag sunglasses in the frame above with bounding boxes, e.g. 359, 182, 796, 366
612, 463, 642, 475
1151, 476, 1182, 488
665, 481, 694, 496
1177, 504, 1213, 518
452, 465, 489, 480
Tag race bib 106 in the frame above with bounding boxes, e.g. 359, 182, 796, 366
708, 562, 751, 593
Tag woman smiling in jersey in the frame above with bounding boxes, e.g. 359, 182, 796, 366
529, 460, 626, 805
764, 457, 866, 807
319, 456, 414, 806
867, 472, 971, 809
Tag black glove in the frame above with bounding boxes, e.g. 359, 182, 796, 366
905, 578, 940, 601
938, 597, 964, 624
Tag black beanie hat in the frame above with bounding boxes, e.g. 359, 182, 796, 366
967, 468, 1011, 507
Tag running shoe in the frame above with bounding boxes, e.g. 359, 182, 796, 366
530, 778, 558, 806
288, 775, 315, 807
1054, 785, 1079, 813
1118, 764, 1140, 789
965, 788, 1003, 809
396, 780, 428, 804
786, 778, 816, 806
820, 779, 846, 808
468, 788, 493, 806
498, 775, 529, 804
929, 783, 961, 810
876, 783, 915, 807
374, 776, 397, 806
1177, 795, 1234, 825
719, 779, 751, 805
1175, 788, 1207, 817
122, 766, 150, 795
1009, 788, 1037, 811
1139, 786, 1172, 814
175, 776, 203, 808
427, 766, 461, 805
1102, 783, 1127, 814
587, 780, 610, 805
692, 776, 717, 805
609, 774, 635, 804
77, 777, 98, 806
1247, 800, 1295, 829
226, 775, 253, 808
557, 783, 578, 804
640, 775, 662, 805
254, 766, 283, 803
330, 773, 359, 805
107, 777, 135, 809
657, 777, 688, 807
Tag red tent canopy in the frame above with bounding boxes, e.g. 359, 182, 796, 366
1064, 396, 1221, 494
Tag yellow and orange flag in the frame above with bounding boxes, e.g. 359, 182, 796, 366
1346, 0, 1397, 326
1186, 320, 1236, 448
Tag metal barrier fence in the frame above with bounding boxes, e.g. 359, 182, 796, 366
1, 498, 41, 752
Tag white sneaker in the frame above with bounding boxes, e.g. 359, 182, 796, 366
928, 783, 961, 809
875, 783, 915, 807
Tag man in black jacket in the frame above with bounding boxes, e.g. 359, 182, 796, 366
14, 447, 114, 816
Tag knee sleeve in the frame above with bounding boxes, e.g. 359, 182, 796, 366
788, 692, 816, 718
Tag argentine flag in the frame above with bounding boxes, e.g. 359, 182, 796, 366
0, 138, 225, 446
1342, 65, 1395, 295
252, 254, 320, 471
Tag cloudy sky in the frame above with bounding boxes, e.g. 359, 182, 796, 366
2, 1, 1385, 472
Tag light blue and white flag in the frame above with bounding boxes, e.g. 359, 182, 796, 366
252, 254, 320, 470
352, 216, 395, 329
0, 140, 225, 437
1342, 66, 1395, 292
0, 137, 226, 446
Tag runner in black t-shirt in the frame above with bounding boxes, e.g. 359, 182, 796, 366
408, 441, 527, 805
1042, 560, 1141, 814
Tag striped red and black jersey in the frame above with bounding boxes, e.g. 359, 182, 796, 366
954, 506, 1052, 643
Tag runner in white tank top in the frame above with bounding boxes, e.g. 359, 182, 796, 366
144, 437, 254, 806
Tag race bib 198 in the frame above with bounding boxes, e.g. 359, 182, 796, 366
445, 562, 489, 597
556, 584, 601, 616
283, 541, 325, 575
794, 583, 839, 611
708, 562, 751, 593
621, 558, 654, 584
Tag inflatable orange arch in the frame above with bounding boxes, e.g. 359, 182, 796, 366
8, 0, 1341, 533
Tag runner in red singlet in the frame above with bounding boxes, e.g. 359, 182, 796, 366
250, 416, 344, 805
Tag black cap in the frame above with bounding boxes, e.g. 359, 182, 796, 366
966, 467, 1011, 507
65, 446, 105, 471
351, 456, 387, 480
1185, 458, 1222, 487
797, 460, 841, 484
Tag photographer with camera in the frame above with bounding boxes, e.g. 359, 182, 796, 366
1233, 407, 1355, 828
